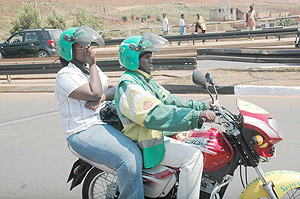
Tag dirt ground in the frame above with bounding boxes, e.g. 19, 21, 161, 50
164, 67, 300, 87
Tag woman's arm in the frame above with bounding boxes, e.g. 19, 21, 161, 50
85, 80, 116, 110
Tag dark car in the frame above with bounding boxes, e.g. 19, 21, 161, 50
0, 28, 62, 58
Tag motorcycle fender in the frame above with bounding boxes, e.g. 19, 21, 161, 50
239, 170, 300, 199
67, 159, 92, 191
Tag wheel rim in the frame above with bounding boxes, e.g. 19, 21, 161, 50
88, 172, 118, 199
262, 188, 300, 199
283, 188, 300, 199
38, 51, 48, 57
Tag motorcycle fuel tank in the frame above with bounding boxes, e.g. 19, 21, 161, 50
173, 126, 234, 172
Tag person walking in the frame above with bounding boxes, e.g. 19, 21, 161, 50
55, 26, 144, 199
246, 4, 256, 40
116, 33, 216, 198
193, 13, 207, 44
162, 13, 170, 36
178, 14, 190, 45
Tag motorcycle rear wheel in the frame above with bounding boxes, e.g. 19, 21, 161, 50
82, 168, 118, 199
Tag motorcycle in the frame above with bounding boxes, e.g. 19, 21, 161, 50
66, 69, 300, 199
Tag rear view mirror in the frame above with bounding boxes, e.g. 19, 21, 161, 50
205, 73, 215, 86
192, 69, 207, 88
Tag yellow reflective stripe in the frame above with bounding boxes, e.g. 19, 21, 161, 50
123, 123, 140, 141
134, 95, 161, 125
119, 84, 143, 123
119, 84, 162, 126
123, 123, 162, 144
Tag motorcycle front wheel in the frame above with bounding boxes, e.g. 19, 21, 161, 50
261, 188, 300, 199
281, 188, 300, 199
82, 167, 119, 199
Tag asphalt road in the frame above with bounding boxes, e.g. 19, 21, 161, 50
0, 93, 300, 199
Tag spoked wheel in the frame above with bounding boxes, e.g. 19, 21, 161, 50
82, 168, 119, 199
261, 188, 300, 199
281, 188, 300, 199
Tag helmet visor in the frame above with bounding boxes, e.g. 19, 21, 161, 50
73, 26, 105, 47
138, 33, 168, 52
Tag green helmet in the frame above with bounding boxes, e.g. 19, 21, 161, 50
58, 26, 105, 61
119, 33, 168, 71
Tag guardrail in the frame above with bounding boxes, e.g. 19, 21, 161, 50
0, 57, 197, 82
197, 48, 300, 63
99, 15, 300, 37
104, 26, 299, 46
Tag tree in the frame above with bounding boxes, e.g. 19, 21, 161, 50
47, 12, 66, 30
73, 9, 103, 32
278, 17, 295, 27
10, 3, 42, 34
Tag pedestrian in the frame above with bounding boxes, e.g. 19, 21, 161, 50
246, 4, 256, 40
193, 13, 207, 44
116, 32, 216, 199
178, 14, 190, 45
55, 26, 144, 198
162, 13, 170, 36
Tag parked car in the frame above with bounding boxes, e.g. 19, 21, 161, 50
0, 28, 62, 58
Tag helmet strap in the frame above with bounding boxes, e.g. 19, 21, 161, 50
71, 45, 90, 75
139, 66, 151, 75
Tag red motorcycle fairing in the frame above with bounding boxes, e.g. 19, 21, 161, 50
237, 100, 283, 157
173, 126, 234, 172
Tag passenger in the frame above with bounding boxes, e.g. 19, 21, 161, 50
55, 26, 144, 198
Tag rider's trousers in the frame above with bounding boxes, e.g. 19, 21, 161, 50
67, 124, 144, 199
161, 137, 203, 199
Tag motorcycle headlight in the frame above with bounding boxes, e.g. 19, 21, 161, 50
268, 118, 283, 139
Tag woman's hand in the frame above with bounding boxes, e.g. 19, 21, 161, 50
85, 45, 96, 66
85, 101, 100, 110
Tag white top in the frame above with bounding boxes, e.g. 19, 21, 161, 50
55, 62, 109, 138
163, 17, 169, 31
179, 18, 185, 26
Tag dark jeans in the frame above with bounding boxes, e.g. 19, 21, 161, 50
195, 23, 206, 43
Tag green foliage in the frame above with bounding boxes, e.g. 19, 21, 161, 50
278, 17, 295, 27
73, 9, 103, 31
122, 16, 128, 22
10, 3, 42, 34
130, 14, 135, 20
47, 12, 66, 30
156, 15, 161, 22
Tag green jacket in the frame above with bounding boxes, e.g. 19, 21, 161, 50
114, 70, 207, 168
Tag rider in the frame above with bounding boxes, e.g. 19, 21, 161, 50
55, 26, 144, 198
115, 33, 216, 199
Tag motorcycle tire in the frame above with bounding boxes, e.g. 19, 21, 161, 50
82, 167, 119, 199
259, 187, 300, 199
82, 167, 178, 199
